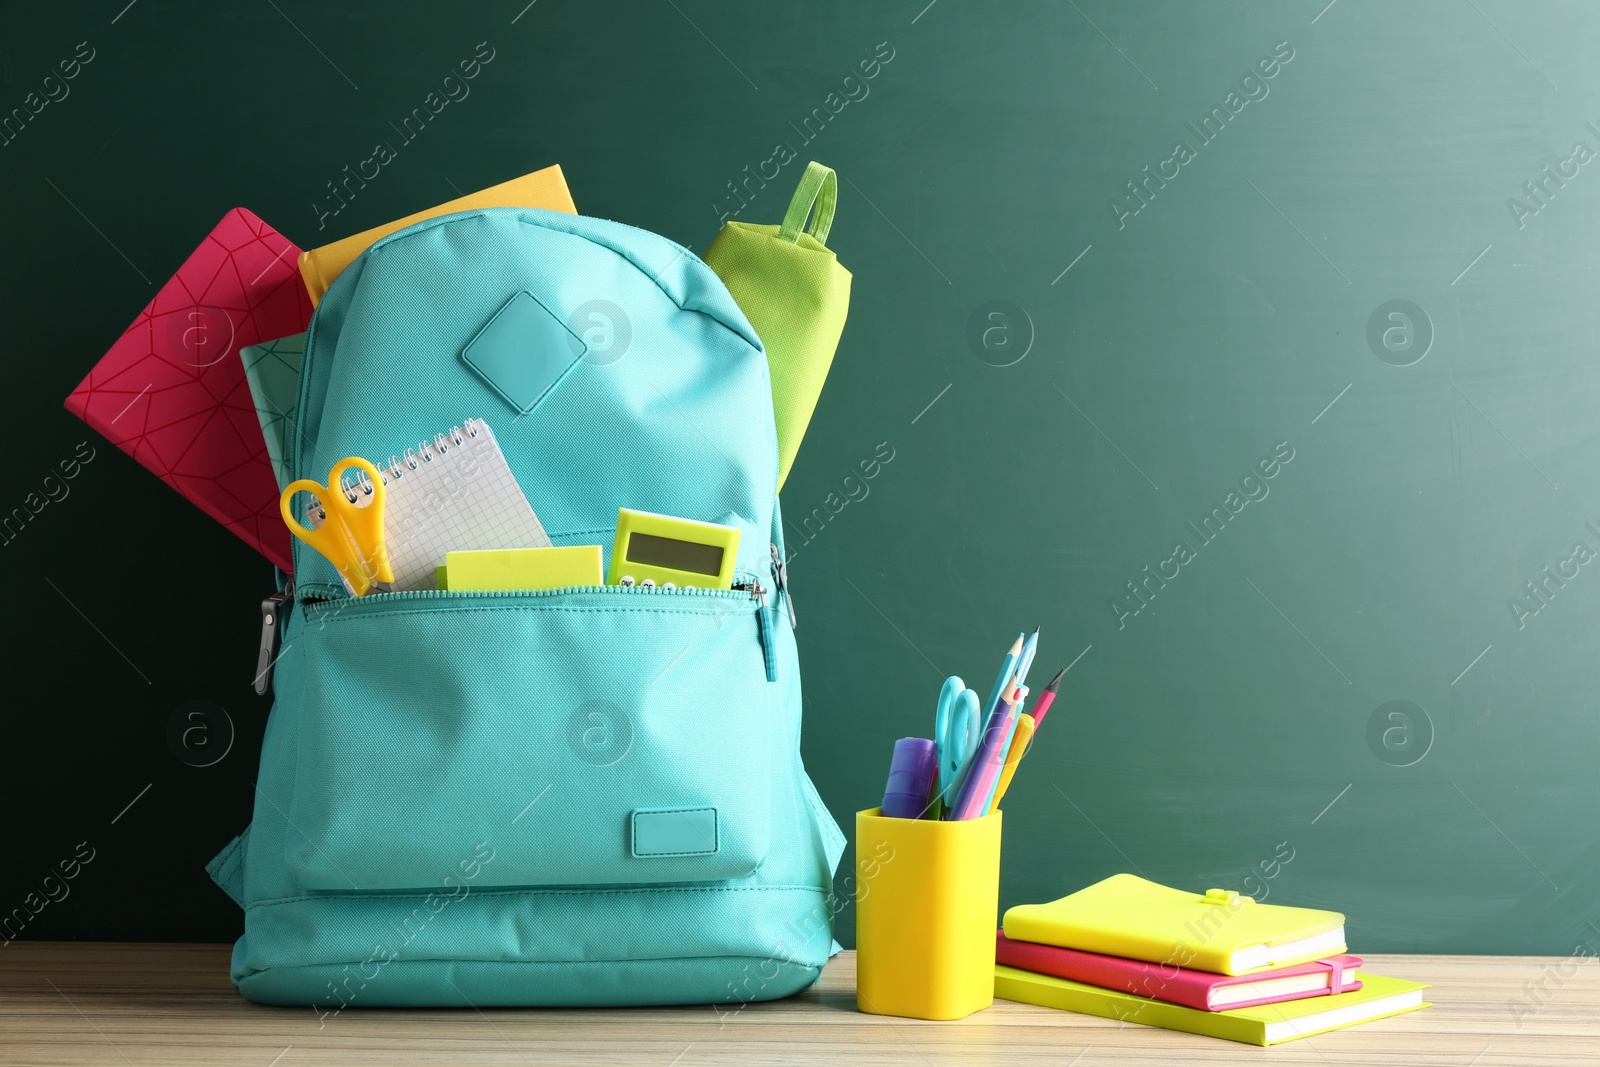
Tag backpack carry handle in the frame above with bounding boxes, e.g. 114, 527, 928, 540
779, 162, 837, 246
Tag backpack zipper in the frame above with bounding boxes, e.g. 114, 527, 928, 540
258, 577, 779, 692
296, 581, 761, 606
734, 577, 777, 683
770, 543, 795, 629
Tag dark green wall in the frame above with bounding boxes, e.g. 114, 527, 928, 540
3, 0, 1598, 956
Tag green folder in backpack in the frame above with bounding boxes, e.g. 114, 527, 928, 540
704, 162, 851, 490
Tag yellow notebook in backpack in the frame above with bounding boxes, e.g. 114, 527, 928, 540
1002, 874, 1346, 976
298, 164, 576, 304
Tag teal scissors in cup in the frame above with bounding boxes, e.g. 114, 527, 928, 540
933, 676, 982, 819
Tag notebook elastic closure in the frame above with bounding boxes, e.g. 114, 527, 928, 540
1203, 888, 1250, 907
1323, 956, 1347, 996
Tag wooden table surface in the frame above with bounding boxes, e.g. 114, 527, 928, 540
1, 945, 1595, 1065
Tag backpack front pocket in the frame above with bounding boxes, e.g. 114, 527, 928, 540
282, 586, 776, 891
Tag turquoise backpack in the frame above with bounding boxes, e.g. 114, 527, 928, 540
207, 207, 847, 1008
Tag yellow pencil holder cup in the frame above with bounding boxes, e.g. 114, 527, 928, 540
854, 807, 1003, 1021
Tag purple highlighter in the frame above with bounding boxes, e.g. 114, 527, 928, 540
881, 737, 938, 820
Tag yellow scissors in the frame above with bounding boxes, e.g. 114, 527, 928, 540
279, 457, 394, 596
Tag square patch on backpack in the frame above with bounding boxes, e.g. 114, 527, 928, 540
461, 290, 587, 415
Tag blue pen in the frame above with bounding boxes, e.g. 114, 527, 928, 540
948, 634, 1023, 820
980, 633, 1025, 726
985, 628, 1039, 814
1013, 627, 1040, 692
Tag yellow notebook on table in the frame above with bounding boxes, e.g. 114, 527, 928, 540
1002, 874, 1345, 976
994, 966, 1429, 1046
298, 164, 577, 304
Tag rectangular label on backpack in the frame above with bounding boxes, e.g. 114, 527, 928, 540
632, 807, 719, 857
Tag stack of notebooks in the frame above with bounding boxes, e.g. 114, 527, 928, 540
994, 874, 1429, 1046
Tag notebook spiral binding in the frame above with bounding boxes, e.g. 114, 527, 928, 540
340, 418, 485, 496
317, 414, 547, 591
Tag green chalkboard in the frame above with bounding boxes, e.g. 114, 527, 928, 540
2, 0, 1596, 957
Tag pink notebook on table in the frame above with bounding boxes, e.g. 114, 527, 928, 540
65, 208, 313, 572
996, 933, 1362, 1012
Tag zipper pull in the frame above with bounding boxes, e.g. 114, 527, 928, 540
254, 584, 293, 696
770, 543, 796, 629
735, 578, 778, 682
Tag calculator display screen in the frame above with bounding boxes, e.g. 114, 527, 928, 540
627, 532, 724, 576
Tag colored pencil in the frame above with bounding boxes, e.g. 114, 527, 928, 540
1030, 668, 1065, 728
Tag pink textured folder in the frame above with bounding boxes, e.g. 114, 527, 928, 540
996, 933, 1362, 1012
65, 208, 312, 572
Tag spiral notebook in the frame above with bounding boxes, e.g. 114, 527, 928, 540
345, 418, 551, 591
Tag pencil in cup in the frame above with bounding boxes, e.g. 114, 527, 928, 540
987, 712, 1036, 813
988, 668, 1063, 812
949, 689, 1021, 820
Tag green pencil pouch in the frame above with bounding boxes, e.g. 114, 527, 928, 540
703, 161, 852, 490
